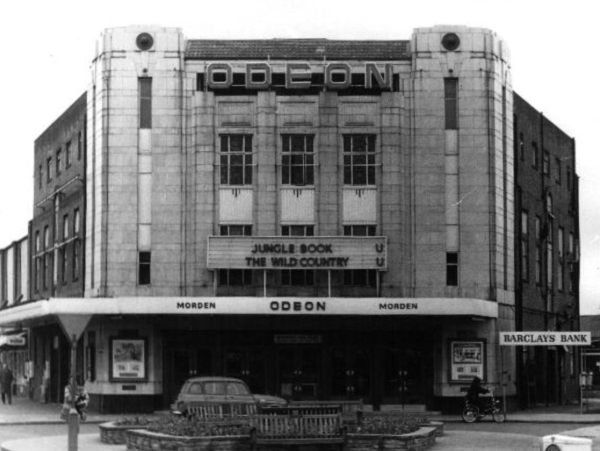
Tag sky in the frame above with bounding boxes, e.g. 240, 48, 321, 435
0, 0, 598, 313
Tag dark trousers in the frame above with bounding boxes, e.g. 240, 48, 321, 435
1, 389, 12, 404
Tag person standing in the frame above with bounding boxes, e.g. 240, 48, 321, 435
0, 363, 14, 405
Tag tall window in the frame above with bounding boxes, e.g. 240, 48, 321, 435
62, 214, 69, 240
34, 258, 40, 292
444, 78, 458, 129
518, 133, 525, 161
557, 227, 564, 291
35, 231, 40, 253
555, 158, 562, 184
77, 131, 83, 161
46, 157, 52, 183
546, 193, 553, 215
569, 232, 575, 293
343, 225, 377, 286
542, 151, 550, 176
547, 218, 554, 290
73, 240, 80, 281
56, 149, 62, 176
43, 254, 50, 290
60, 247, 67, 284
532, 142, 539, 169
139, 78, 152, 129
65, 142, 71, 168
138, 251, 151, 285
38, 165, 43, 189
74, 208, 80, 235
219, 225, 252, 286
446, 252, 459, 286
220, 135, 253, 185
343, 135, 376, 186
281, 134, 314, 186
43, 226, 50, 249
281, 225, 314, 286
521, 210, 529, 281
535, 216, 542, 285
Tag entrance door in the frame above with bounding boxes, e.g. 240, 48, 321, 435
277, 346, 321, 400
383, 348, 430, 404
164, 346, 214, 406
224, 347, 267, 394
331, 347, 370, 400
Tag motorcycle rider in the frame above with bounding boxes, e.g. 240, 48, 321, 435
466, 376, 489, 414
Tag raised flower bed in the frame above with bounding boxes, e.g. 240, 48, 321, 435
123, 416, 251, 451
100, 417, 155, 445
346, 414, 440, 451
104, 411, 440, 451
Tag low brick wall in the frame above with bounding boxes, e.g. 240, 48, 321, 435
99, 422, 145, 445
125, 429, 250, 451
122, 423, 440, 451
347, 426, 437, 451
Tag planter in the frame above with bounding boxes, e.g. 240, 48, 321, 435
125, 429, 250, 451
346, 426, 437, 451
99, 421, 147, 445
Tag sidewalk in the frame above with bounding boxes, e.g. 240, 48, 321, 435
0, 396, 121, 425
438, 403, 600, 423
2, 397, 600, 451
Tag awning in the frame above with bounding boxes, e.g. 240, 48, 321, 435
0, 296, 499, 328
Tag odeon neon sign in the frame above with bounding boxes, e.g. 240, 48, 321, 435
205, 62, 394, 90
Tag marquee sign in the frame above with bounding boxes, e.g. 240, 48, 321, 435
207, 236, 387, 270
204, 62, 394, 91
499, 331, 591, 346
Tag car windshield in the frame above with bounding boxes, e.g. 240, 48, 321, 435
203, 382, 226, 395
188, 382, 203, 394
227, 382, 250, 395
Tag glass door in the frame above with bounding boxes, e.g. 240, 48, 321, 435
276, 346, 321, 400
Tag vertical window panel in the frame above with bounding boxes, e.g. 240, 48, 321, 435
444, 78, 458, 129
139, 78, 152, 129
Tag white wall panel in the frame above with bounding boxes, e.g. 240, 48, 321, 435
281, 188, 314, 223
343, 188, 377, 223
219, 188, 253, 223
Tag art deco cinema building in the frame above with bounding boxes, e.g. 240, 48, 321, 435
0, 25, 579, 412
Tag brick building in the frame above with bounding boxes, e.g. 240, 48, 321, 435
0, 25, 579, 412
513, 94, 580, 407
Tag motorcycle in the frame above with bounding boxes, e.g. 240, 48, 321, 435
462, 388, 505, 423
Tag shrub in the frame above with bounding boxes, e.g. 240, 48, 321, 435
349, 415, 421, 435
142, 416, 251, 437
114, 416, 155, 427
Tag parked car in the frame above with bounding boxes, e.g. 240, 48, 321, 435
171, 376, 287, 416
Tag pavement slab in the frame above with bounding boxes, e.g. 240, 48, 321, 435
0, 433, 122, 451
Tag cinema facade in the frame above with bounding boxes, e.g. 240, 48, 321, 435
0, 25, 580, 412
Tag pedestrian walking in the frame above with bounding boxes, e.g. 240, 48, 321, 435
0, 363, 14, 405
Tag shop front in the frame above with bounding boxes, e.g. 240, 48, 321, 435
159, 317, 436, 409
0, 296, 499, 413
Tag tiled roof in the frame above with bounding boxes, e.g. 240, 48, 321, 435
185, 39, 411, 60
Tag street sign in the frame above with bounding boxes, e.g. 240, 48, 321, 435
0, 331, 27, 347
499, 331, 591, 346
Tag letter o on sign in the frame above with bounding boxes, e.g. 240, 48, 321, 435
325, 63, 351, 89
207, 63, 233, 89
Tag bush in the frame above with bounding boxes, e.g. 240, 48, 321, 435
349, 415, 421, 435
114, 416, 155, 427
128, 415, 251, 437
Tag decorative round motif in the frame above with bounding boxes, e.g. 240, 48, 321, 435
441, 33, 460, 51
136, 33, 154, 51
